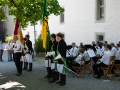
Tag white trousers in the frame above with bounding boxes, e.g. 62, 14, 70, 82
45, 59, 51, 67
57, 64, 64, 74
20, 56, 27, 62
25, 54, 32, 63
51, 63, 55, 69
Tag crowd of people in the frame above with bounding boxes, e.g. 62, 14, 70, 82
66, 41, 120, 78
44, 32, 67, 86
0, 35, 33, 76
44, 35, 120, 86
1, 33, 120, 86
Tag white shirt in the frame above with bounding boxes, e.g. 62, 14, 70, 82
116, 48, 120, 60
95, 46, 103, 56
111, 47, 118, 56
83, 51, 90, 61
70, 47, 78, 57
66, 50, 70, 57
100, 50, 114, 65
13, 40, 23, 53
75, 54, 84, 64
5, 43, 12, 50
101, 46, 106, 55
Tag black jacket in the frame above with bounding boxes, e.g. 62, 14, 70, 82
57, 39, 66, 64
25, 40, 32, 51
49, 40, 57, 62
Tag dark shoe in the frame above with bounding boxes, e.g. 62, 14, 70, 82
49, 79, 56, 83
16, 73, 22, 76
56, 81, 61, 84
60, 82, 66, 86
23, 68, 26, 70
10, 60, 13, 61
16, 73, 19, 75
27, 69, 32, 72
44, 75, 49, 78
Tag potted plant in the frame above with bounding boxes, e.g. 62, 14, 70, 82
34, 37, 45, 56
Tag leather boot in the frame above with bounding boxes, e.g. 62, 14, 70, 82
23, 62, 26, 70
56, 73, 62, 84
28, 63, 32, 71
25, 62, 28, 70
60, 74, 66, 86
48, 67, 52, 79
44, 67, 49, 78
23, 62, 28, 70
49, 71, 59, 83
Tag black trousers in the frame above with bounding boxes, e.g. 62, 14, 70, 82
115, 60, 120, 64
0, 50, 3, 61
67, 57, 76, 65
68, 63, 80, 72
92, 62, 108, 76
14, 52, 22, 74
13, 52, 15, 62
85, 60, 90, 64
92, 56, 102, 63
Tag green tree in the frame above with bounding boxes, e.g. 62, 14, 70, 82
0, 0, 64, 28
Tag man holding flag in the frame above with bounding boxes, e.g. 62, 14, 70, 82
13, 18, 24, 76
41, 0, 51, 80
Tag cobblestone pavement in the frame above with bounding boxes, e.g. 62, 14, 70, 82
0, 51, 120, 90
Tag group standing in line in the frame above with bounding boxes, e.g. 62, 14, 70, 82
0, 35, 33, 76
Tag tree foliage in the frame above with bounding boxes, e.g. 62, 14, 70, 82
0, 0, 64, 28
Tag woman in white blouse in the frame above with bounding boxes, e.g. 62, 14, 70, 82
68, 48, 85, 73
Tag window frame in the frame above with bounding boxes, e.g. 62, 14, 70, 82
95, 0, 106, 23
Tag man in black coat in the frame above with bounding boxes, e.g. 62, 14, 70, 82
24, 35, 33, 71
55, 32, 67, 86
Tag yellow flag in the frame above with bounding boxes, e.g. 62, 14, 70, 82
41, 16, 48, 49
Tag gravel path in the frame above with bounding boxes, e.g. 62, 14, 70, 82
0, 51, 120, 90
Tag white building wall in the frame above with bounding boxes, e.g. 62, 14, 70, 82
6, 0, 120, 46
48, 0, 120, 46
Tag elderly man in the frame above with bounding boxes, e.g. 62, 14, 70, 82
0, 39, 4, 61
5, 41, 13, 62
67, 42, 78, 65
13, 36, 23, 76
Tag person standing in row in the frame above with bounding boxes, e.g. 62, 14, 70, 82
13, 36, 23, 76
48, 34, 59, 82
5, 41, 13, 62
56, 32, 67, 86
0, 39, 4, 61
24, 35, 33, 71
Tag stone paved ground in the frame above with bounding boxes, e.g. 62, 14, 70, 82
0, 50, 120, 90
